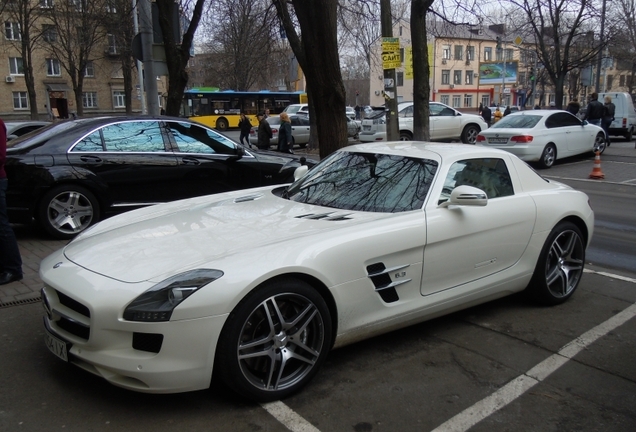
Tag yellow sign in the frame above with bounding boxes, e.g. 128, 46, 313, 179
382, 37, 400, 52
405, 45, 434, 80
382, 51, 401, 69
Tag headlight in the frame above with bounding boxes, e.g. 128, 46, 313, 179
123, 269, 224, 322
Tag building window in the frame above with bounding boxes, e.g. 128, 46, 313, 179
107, 34, 118, 54
505, 48, 514, 61
13, 91, 28, 109
467, 46, 475, 61
84, 61, 94, 77
454, 45, 463, 61
40, 0, 53, 7
620, 75, 626, 87
463, 94, 473, 108
396, 71, 404, 87
9, 57, 24, 75
83, 92, 98, 108
519, 72, 527, 86
465, 71, 474, 85
441, 69, 450, 85
46, 58, 61, 76
496, 49, 503, 61
453, 70, 462, 85
484, 47, 492, 61
452, 95, 461, 108
481, 95, 490, 107
71, 0, 83, 12
111, 63, 123, 78
105, 0, 117, 13
43, 25, 57, 42
442, 45, 451, 60
607, 75, 613, 89
113, 91, 126, 108
441, 95, 450, 105
5, 22, 21, 40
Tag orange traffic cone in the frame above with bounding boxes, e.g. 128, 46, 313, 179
589, 151, 605, 179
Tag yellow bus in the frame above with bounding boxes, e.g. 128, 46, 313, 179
181, 88, 308, 131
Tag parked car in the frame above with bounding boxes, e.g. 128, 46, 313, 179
5, 120, 50, 140
282, 103, 309, 116
41, 142, 593, 402
359, 101, 488, 144
346, 106, 356, 120
346, 115, 361, 138
597, 92, 636, 140
5, 117, 315, 239
249, 114, 311, 148
476, 109, 606, 168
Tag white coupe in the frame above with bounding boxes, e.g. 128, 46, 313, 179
41, 142, 594, 401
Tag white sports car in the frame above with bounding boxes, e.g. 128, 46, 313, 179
41, 142, 594, 401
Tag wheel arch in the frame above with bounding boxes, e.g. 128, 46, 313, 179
559, 215, 590, 247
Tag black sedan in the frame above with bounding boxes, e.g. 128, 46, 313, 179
6, 116, 315, 239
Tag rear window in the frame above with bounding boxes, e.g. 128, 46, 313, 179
7, 121, 85, 150
491, 114, 542, 129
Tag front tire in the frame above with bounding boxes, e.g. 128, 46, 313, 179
215, 278, 332, 402
593, 133, 606, 154
37, 185, 100, 239
539, 144, 557, 169
399, 131, 412, 141
526, 221, 585, 305
461, 125, 480, 144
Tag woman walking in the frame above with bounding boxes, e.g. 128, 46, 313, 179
278, 113, 294, 154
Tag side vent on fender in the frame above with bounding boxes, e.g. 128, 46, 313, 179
296, 212, 353, 221
366, 263, 411, 303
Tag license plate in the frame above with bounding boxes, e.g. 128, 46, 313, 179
45, 329, 69, 362
488, 138, 509, 144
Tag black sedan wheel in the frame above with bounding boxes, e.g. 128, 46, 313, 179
37, 185, 100, 239
526, 221, 585, 305
216, 278, 332, 401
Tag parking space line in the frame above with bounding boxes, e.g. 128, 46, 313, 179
261, 401, 321, 432
431, 272, 636, 432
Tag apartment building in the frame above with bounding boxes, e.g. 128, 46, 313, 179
1, 1, 165, 121
369, 19, 633, 110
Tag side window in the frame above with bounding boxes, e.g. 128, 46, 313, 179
440, 107, 456, 116
291, 116, 301, 126
100, 121, 166, 152
545, 113, 579, 128
399, 105, 413, 118
439, 158, 514, 203
73, 130, 104, 152
167, 121, 236, 155
429, 104, 445, 116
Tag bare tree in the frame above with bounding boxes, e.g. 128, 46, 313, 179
609, 0, 636, 94
509, 0, 602, 109
43, 0, 109, 117
155, 0, 207, 116
411, 0, 435, 141
4, 0, 46, 119
273, 0, 347, 158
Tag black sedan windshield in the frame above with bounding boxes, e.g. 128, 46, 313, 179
286, 151, 438, 213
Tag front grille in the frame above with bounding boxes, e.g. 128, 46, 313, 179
57, 291, 90, 318
132, 332, 164, 353
44, 288, 91, 341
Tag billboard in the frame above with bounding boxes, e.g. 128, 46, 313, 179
479, 61, 518, 85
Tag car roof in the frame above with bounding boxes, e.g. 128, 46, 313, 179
343, 141, 515, 161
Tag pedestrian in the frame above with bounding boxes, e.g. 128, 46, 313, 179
481, 104, 492, 126
264, 109, 270, 119
238, 112, 253, 148
0, 118, 23, 286
566, 98, 580, 116
493, 106, 503, 123
602, 95, 616, 146
503, 105, 511, 116
355, 105, 361, 120
277, 112, 293, 154
583, 92, 604, 126
478, 103, 484, 117
256, 112, 272, 150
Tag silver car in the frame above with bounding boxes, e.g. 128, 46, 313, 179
249, 114, 311, 148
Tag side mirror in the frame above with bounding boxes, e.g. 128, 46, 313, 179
439, 185, 488, 208
293, 165, 309, 181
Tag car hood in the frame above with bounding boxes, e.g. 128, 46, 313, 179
63, 188, 384, 283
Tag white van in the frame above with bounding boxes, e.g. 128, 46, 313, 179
598, 92, 636, 140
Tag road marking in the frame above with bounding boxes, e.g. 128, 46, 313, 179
260, 401, 321, 432
544, 175, 636, 186
432, 271, 636, 432
260, 270, 636, 432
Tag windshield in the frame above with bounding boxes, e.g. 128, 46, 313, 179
286, 151, 438, 212
491, 114, 542, 129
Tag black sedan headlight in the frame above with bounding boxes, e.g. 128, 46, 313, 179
123, 269, 224, 322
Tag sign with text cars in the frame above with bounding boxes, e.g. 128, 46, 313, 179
382, 37, 401, 69
478, 61, 519, 85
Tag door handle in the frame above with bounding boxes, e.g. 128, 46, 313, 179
181, 157, 201, 165
79, 155, 103, 164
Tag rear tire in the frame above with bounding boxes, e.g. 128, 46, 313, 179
399, 131, 412, 141
216, 117, 229, 131
538, 144, 557, 169
461, 125, 480, 144
525, 221, 585, 305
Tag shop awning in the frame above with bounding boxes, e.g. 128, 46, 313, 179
45, 83, 71, 92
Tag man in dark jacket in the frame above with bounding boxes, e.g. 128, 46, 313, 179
0, 118, 23, 285
256, 113, 272, 150
583, 93, 604, 126
481, 104, 492, 126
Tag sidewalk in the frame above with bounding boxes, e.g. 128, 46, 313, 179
2, 140, 633, 306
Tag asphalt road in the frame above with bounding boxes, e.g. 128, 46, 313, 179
1, 138, 635, 432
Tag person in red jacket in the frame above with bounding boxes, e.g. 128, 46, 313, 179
0, 118, 23, 285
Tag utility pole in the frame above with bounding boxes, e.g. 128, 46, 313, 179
380, 0, 399, 141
